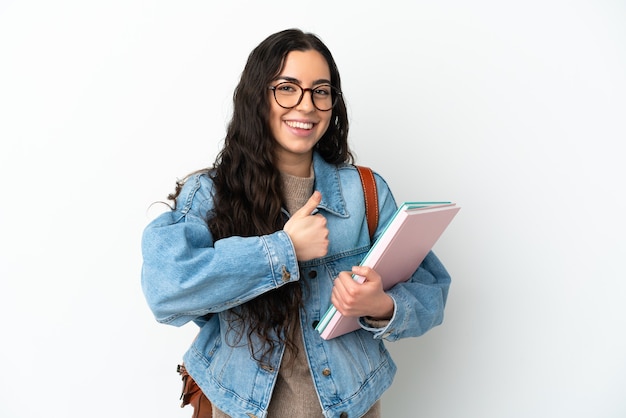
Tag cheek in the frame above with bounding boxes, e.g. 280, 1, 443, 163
268, 106, 284, 135
319, 115, 332, 135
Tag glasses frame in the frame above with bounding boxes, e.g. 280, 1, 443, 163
268, 82, 342, 112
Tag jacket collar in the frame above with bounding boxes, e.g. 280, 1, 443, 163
312, 152, 349, 219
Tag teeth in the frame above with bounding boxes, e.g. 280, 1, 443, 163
286, 121, 313, 130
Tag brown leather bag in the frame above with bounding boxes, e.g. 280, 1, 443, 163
177, 364, 213, 418
176, 165, 378, 417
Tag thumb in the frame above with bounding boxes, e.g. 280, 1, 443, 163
292, 191, 322, 218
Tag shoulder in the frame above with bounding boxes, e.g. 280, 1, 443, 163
174, 170, 215, 216
343, 164, 399, 223
337, 163, 392, 195
143, 170, 215, 231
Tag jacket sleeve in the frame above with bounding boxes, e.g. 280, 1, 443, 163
367, 251, 451, 340
140, 174, 300, 326
358, 174, 452, 340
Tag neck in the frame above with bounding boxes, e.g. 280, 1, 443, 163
275, 153, 313, 177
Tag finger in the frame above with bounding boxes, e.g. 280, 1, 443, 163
352, 265, 370, 277
292, 191, 321, 218
333, 275, 358, 310
334, 272, 348, 291
348, 266, 369, 284
336, 272, 359, 295
332, 279, 349, 305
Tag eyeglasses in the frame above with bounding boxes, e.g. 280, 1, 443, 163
268, 82, 341, 111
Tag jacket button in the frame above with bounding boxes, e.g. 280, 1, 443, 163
340, 413, 348, 418
308, 270, 317, 278
322, 368, 331, 376
281, 266, 291, 282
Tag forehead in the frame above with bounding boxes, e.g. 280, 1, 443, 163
278, 50, 331, 83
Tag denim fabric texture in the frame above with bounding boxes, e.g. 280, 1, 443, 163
141, 152, 451, 418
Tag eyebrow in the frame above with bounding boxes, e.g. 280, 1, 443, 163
274, 76, 332, 85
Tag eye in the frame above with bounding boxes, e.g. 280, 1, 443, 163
313, 85, 332, 96
276, 82, 299, 93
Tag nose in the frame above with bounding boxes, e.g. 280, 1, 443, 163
296, 88, 316, 112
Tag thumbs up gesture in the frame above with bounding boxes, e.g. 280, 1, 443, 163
283, 191, 329, 261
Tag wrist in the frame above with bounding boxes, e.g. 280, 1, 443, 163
368, 295, 394, 320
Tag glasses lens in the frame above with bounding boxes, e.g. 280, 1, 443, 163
272, 82, 339, 111
273, 82, 302, 109
311, 85, 336, 111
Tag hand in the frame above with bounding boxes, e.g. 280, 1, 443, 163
283, 191, 329, 261
331, 266, 394, 319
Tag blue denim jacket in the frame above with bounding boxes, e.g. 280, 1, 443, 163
141, 152, 451, 418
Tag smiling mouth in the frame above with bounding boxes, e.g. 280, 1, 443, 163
285, 120, 314, 130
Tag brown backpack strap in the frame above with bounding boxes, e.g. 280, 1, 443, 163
355, 165, 379, 241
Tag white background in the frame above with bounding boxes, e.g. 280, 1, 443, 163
1, 1, 625, 417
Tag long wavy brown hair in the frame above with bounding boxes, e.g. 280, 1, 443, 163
171, 29, 352, 364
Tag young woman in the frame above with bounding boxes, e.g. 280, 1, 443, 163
141, 28, 451, 418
